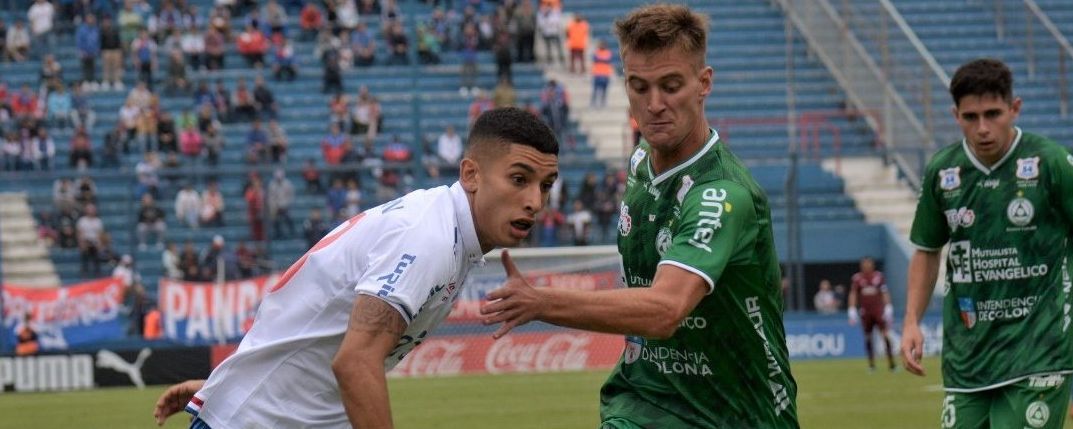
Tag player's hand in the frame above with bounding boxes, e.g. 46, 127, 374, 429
900, 321, 926, 376
883, 304, 894, 324
847, 308, 859, 326
480, 250, 543, 339
153, 379, 205, 426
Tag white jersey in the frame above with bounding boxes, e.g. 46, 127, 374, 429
188, 183, 485, 428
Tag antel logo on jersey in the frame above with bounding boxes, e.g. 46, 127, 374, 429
485, 334, 590, 374
618, 203, 632, 236
939, 167, 961, 191
1016, 157, 1040, 180
688, 188, 729, 253
0, 355, 95, 393
377, 254, 417, 297
1006, 197, 1034, 226
944, 207, 975, 232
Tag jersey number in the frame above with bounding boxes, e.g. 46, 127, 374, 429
269, 213, 367, 293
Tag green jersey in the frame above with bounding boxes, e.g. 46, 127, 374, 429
909, 128, 1073, 391
601, 130, 799, 428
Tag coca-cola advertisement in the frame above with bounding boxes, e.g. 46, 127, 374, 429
389, 331, 624, 377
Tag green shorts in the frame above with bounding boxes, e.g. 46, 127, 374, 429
941, 373, 1072, 429
599, 417, 644, 429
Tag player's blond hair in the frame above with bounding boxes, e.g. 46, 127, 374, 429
613, 4, 709, 67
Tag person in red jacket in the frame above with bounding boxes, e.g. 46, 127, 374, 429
236, 25, 268, 67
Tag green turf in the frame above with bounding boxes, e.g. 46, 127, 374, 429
2, 357, 1072, 428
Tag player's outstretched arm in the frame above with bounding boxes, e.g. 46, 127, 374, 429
481, 250, 707, 339
153, 379, 206, 426
332, 295, 407, 429
901, 250, 940, 376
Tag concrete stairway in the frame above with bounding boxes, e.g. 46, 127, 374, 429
823, 157, 918, 237
0, 193, 60, 287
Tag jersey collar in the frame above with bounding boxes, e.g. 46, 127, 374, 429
648, 128, 720, 186
450, 182, 486, 265
961, 126, 1022, 175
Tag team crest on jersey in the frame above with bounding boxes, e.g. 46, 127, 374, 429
957, 297, 977, 329
1067, 154, 1073, 167
939, 167, 961, 191
656, 227, 672, 257
676, 175, 694, 204
618, 203, 633, 236
630, 149, 646, 176
623, 336, 645, 364
1007, 197, 1034, 226
1016, 157, 1040, 180
1026, 400, 1050, 428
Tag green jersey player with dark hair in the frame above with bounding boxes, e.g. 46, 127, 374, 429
902, 58, 1073, 429
479, 4, 798, 428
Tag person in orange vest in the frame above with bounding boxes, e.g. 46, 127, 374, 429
143, 303, 163, 340
14, 311, 40, 356
591, 40, 613, 108
566, 14, 590, 74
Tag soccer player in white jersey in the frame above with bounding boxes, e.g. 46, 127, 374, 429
152, 107, 559, 429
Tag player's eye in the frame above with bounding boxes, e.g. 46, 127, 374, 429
540, 181, 554, 192
511, 175, 527, 186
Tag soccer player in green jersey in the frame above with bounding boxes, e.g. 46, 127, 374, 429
901, 58, 1073, 429
479, 4, 799, 428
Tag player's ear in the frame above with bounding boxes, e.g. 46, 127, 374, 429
460, 157, 479, 193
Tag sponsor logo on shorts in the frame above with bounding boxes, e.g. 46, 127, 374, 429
957, 297, 977, 329
1026, 400, 1050, 428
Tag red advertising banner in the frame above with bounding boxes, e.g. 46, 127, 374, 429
2, 278, 126, 350
159, 275, 279, 343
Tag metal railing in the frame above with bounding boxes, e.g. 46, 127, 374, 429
772, 0, 957, 189
991, 0, 1073, 118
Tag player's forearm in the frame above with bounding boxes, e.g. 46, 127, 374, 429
335, 357, 393, 429
535, 287, 687, 339
904, 250, 940, 325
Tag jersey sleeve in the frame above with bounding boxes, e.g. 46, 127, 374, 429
1046, 145, 1073, 230
877, 272, 888, 293
660, 180, 757, 294
909, 162, 949, 251
351, 220, 453, 325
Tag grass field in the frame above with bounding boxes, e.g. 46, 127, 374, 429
3, 357, 1072, 428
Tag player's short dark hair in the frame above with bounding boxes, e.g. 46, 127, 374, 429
614, 4, 708, 66
949, 58, 1014, 107
466, 107, 559, 159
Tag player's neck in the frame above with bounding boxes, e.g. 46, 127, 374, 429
650, 125, 711, 175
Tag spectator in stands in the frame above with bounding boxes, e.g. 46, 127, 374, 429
245, 118, 269, 164
267, 119, 287, 163
325, 178, 346, 218
459, 23, 479, 96
144, 303, 163, 339
253, 76, 278, 120
70, 84, 95, 131
163, 242, 182, 279
203, 26, 226, 71
136, 193, 167, 249
237, 24, 269, 67
416, 23, 441, 65
196, 103, 218, 135
235, 241, 256, 278
512, 0, 536, 63
272, 37, 297, 81
468, 89, 494, 127
436, 125, 463, 167
200, 235, 226, 282
536, 3, 564, 65
5, 20, 30, 62
494, 31, 512, 83
112, 254, 137, 288
57, 216, 78, 249
590, 40, 613, 108
158, 111, 178, 154
349, 87, 381, 142
232, 78, 257, 122
37, 211, 58, 248
302, 158, 323, 193
299, 2, 323, 41
53, 177, 77, 214
328, 92, 349, 131
537, 203, 564, 247
179, 122, 203, 161
131, 30, 158, 90
98, 16, 123, 90
493, 77, 516, 108
595, 171, 621, 241
117, 3, 143, 48
566, 199, 593, 246
179, 240, 199, 281
540, 79, 569, 142
14, 311, 40, 356
69, 126, 92, 169
351, 21, 375, 67
577, 171, 598, 211
127, 282, 150, 338
321, 122, 350, 169
11, 83, 39, 122
245, 176, 265, 241
76, 14, 100, 90
181, 27, 204, 71
268, 169, 296, 238
814, 279, 840, 314
74, 174, 97, 210
132, 151, 160, 199
39, 53, 62, 87
46, 83, 72, 130
16, 128, 37, 171
320, 33, 343, 93
211, 80, 232, 121
175, 183, 201, 228
165, 49, 190, 95
263, 0, 288, 37
566, 14, 589, 74
342, 177, 363, 218
27, 0, 55, 58
33, 127, 55, 171
2, 132, 19, 171
302, 207, 327, 248
204, 124, 225, 166
77, 204, 104, 275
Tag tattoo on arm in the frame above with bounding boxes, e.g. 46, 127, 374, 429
348, 296, 406, 337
